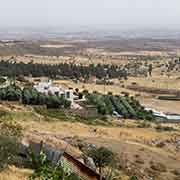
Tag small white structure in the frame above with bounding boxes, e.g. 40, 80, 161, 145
34, 80, 52, 94
64, 89, 74, 101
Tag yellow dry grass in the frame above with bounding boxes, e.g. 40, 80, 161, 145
125, 75, 180, 90
0, 166, 32, 180
1, 102, 180, 178
21, 119, 179, 144
54, 79, 136, 95
20, 118, 180, 170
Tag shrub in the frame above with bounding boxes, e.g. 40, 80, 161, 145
150, 162, 167, 172
46, 96, 71, 109
63, 99, 71, 108
82, 89, 89, 95
5, 86, 22, 101
137, 121, 151, 128
155, 125, 176, 132
0, 85, 22, 101
46, 95, 62, 109
130, 176, 138, 180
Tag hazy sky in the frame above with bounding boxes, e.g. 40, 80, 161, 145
0, 0, 180, 29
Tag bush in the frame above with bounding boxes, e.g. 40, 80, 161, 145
82, 89, 89, 95
0, 85, 22, 101
130, 176, 138, 180
46, 96, 71, 109
46, 95, 62, 109
155, 124, 176, 132
137, 121, 151, 128
6, 86, 22, 101
150, 162, 167, 172
63, 99, 71, 108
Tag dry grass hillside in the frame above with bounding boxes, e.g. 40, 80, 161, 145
0, 102, 180, 179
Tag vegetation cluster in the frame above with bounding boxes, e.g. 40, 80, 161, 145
0, 61, 128, 79
0, 85, 71, 109
85, 92, 153, 120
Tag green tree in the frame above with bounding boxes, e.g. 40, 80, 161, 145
22, 87, 40, 105
5, 86, 22, 101
22, 88, 32, 104
37, 93, 46, 105
46, 96, 61, 109
148, 64, 153, 76
87, 147, 114, 180
0, 88, 6, 100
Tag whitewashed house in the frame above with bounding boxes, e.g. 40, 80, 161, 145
34, 80, 75, 103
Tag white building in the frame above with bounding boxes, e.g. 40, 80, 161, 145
34, 80, 75, 103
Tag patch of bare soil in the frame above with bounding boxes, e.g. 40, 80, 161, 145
139, 97, 180, 114
0, 166, 32, 180
0, 102, 30, 112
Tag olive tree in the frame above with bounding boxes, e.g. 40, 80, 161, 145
87, 146, 114, 180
